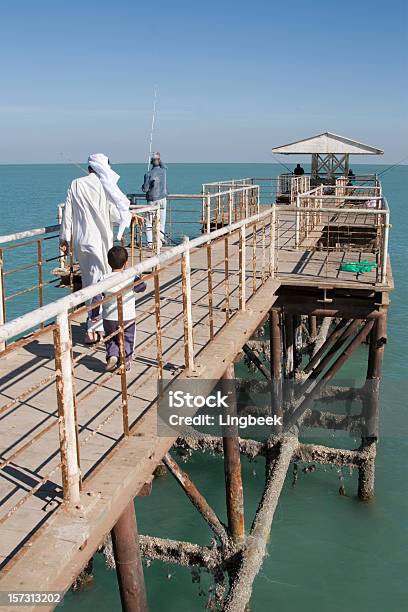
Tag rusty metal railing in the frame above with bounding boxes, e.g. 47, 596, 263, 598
277, 196, 390, 285
0, 206, 277, 521
0, 224, 62, 345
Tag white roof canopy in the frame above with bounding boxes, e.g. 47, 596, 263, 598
272, 132, 383, 155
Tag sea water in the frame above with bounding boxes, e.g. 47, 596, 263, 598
0, 163, 407, 611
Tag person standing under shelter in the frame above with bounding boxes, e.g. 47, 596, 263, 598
59, 153, 132, 344
142, 151, 168, 248
293, 163, 305, 176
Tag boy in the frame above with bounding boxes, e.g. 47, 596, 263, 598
102, 246, 146, 372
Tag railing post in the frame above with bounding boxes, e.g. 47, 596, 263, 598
117, 295, 130, 436
206, 193, 211, 234
261, 221, 266, 283
252, 223, 257, 295
130, 216, 135, 265
206, 241, 214, 339
57, 204, 66, 269
239, 225, 246, 311
155, 207, 161, 254
381, 211, 390, 284
181, 238, 194, 370
224, 236, 230, 322
228, 188, 233, 225
295, 194, 300, 247
154, 268, 164, 380
269, 206, 276, 278
0, 248, 5, 351
54, 310, 81, 505
37, 240, 44, 308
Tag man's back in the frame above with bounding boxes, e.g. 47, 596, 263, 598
71, 173, 106, 211
61, 173, 117, 255
142, 164, 168, 202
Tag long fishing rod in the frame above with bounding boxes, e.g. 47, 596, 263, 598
377, 153, 408, 177
147, 87, 158, 171
271, 152, 294, 174
144, 87, 178, 245
60, 152, 88, 175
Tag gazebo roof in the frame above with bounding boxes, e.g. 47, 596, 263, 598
272, 132, 383, 155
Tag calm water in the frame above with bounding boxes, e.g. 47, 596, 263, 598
1, 163, 407, 611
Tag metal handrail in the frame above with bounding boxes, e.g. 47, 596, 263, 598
0, 206, 275, 343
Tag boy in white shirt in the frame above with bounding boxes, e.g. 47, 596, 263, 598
102, 246, 146, 372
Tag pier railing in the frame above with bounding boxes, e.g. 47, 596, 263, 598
277, 172, 381, 202
203, 178, 277, 205
0, 224, 62, 337
0, 207, 276, 510
290, 188, 390, 283
0, 185, 259, 327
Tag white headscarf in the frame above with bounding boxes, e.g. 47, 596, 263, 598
88, 153, 132, 240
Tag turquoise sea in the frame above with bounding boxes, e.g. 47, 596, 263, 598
0, 163, 407, 611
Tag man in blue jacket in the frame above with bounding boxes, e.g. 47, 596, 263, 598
142, 151, 168, 247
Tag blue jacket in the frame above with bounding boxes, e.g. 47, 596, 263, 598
142, 163, 168, 202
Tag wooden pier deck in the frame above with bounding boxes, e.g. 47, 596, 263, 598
0, 204, 392, 606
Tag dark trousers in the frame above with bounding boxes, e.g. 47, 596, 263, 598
103, 319, 135, 362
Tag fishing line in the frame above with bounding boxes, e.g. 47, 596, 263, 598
377, 153, 408, 177
147, 87, 158, 170
60, 152, 88, 176
271, 152, 293, 174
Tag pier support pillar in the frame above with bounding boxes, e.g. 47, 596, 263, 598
222, 363, 245, 545
283, 313, 295, 408
111, 500, 148, 612
294, 314, 303, 377
309, 315, 317, 342
269, 309, 283, 429
358, 311, 387, 500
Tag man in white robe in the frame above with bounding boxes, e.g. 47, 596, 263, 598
59, 154, 132, 343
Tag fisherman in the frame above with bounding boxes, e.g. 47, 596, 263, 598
293, 163, 305, 176
142, 151, 168, 248
347, 168, 355, 185
59, 154, 132, 344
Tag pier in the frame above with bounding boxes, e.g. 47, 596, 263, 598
0, 134, 393, 611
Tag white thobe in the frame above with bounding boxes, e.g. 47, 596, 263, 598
60, 173, 120, 329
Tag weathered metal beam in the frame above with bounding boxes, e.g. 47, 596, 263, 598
269, 309, 283, 427
294, 442, 374, 468
304, 318, 347, 373
305, 319, 362, 383
290, 320, 375, 430
242, 343, 271, 381
223, 436, 298, 611
53, 311, 81, 504
111, 501, 148, 612
139, 535, 221, 569
222, 364, 245, 546
358, 310, 387, 500
163, 454, 229, 546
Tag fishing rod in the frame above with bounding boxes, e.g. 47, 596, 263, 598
271, 152, 294, 174
60, 152, 88, 175
377, 153, 408, 177
147, 87, 158, 171
144, 86, 178, 245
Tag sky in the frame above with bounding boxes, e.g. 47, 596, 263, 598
0, 0, 407, 164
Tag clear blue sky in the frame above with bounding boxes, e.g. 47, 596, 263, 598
0, 0, 406, 163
